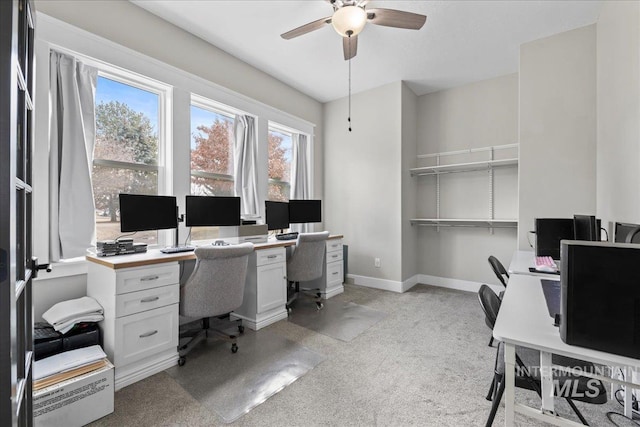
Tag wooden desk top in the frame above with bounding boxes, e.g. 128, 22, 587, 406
86, 234, 344, 270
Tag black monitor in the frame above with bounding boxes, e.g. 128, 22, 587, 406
559, 241, 640, 359
289, 199, 321, 224
119, 194, 178, 233
265, 201, 289, 231
614, 222, 640, 243
185, 196, 241, 227
573, 215, 598, 241
535, 218, 575, 259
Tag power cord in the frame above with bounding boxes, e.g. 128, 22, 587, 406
527, 231, 535, 248
601, 227, 609, 242
114, 231, 137, 241
184, 228, 192, 246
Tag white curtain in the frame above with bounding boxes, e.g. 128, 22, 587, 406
233, 114, 259, 216
290, 133, 311, 233
49, 51, 98, 261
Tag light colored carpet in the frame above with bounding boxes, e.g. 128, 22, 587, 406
89, 284, 635, 426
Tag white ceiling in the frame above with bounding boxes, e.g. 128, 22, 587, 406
132, 0, 603, 103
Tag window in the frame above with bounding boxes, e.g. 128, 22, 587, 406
190, 103, 234, 196
92, 74, 165, 245
190, 99, 235, 241
268, 126, 292, 202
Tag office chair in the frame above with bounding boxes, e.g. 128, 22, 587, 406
286, 231, 330, 313
487, 256, 509, 288
178, 243, 254, 365
478, 284, 501, 347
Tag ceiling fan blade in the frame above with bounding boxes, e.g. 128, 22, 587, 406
367, 8, 427, 30
343, 35, 358, 60
281, 16, 332, 40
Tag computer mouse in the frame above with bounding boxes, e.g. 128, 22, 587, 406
213, 240, 225, 246
536, 265, 557, 273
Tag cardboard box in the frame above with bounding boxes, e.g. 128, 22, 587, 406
34, 362, 114, 427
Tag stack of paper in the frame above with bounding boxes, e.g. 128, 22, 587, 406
33, 345, 109, 391
42, 296, 104, 334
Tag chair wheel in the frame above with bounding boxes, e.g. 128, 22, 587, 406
178, 357, 186, 366
231, 343, 238, 353
316, 302, 324, 310
287, 307, 293, 314
238, 325, 245, 334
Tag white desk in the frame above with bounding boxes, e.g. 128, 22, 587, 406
508, 250, 560, 280
493, 274, 640, 426
85, 235, 344, 390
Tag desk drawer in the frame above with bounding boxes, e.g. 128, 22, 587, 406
326, 250, 343, 264
114, 304, 178, 367
327, 261, 344, 286
326, 239, 343, 254
256, 247, 286, 267
115, 264, 179, 295
116, 284, 179, 318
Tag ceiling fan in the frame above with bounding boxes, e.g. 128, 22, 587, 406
281, 0, 427, 60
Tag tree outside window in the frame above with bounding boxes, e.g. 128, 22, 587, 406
268, 128, 292, 202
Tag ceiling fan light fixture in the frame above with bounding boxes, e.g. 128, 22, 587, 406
331, 6, 367, 37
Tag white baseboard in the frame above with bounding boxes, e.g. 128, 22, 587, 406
346, 274, 420, 293
347, 273, 502, 295
418, 274, 503, 295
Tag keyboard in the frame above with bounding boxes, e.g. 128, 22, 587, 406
160, 245, 195, 254
535, 256, 558, 269
275, 232, 299, 241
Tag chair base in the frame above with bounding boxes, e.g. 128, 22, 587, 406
177, 315, 244, 366
286, 281, 323, 314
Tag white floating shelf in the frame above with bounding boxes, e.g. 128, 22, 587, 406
410, 158, 518, 176
410, 218, 518, 228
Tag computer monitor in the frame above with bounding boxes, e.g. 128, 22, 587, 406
614, 222, 640, 243
289, 199, 321, 224
559, 241, 640, 359
265, 201, 289, 231
185, 196, 241, 227
119, 194, 178, 233
573, 214, 598, 241
535, 218, 574, 259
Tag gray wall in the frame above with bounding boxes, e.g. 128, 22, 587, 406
518, 25, 597, 249
415, 74, 519, 285
323, 82, 403, 282
596, 1, 640, 231
401, 83, 418, 281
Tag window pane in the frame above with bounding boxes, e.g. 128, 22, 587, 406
92, 166, 158, 244
268, 129, 292, 202
191, 105, 234, 178
95, 76, 159, 165
190, 175, 234, 196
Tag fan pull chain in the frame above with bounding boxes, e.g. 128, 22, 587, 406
347, 31, 352, 132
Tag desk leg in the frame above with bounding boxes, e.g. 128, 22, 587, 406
624, 367, 633, 418
505, 343, 516, 426
540, 351, 555, 415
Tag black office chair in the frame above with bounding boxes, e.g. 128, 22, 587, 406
488, 256, 509, 288
485, 341, 607, 427
478, 284, 501, 347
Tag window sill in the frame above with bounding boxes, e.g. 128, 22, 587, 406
34, 258, 88, 281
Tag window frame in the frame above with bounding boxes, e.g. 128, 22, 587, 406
90, 66, 172, 247
189, 95, 238, 195
267, 121, 298, 202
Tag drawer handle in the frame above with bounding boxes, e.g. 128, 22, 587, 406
332, 272, 340, 275
139, 330, 158, 338
331, 254, 339, 258
140, 275, 159, 282
244, 237, 262, 241
331, 244, 339, 248
140, 296, 160, 303
266, 255, 278, 259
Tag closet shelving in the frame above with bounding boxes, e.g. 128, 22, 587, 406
410, 143, 519, 231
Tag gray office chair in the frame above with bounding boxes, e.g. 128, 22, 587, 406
178, 243, 254, 365
286, 231, 330, 313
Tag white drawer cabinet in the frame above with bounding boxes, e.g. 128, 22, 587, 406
308, 238, 345, 299
231, 247, 288, 331
87, 261, 180, 390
